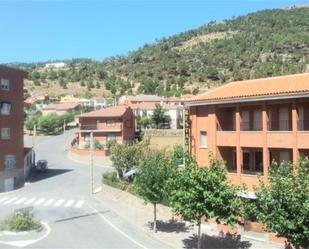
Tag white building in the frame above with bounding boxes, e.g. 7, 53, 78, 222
45, 62, 66, 68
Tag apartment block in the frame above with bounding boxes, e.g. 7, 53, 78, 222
0, 66, 27, 192
187, 71, 309, 191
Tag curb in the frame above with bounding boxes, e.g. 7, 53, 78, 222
67, 152, 114, 170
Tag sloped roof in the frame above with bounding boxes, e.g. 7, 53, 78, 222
130, 94, 163, 102
129, 102, 182, 110
79, 105, 128, 118
188, 73, 309, 104
44, 102, 80, 111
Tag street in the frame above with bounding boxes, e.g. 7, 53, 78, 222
0, 132, 169, 249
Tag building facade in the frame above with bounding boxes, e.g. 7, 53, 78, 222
187, 72, 309, 191
0, 66, 27, 192
77, 106, 135, 148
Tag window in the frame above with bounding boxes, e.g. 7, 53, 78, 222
0, 79, 10, 91
107, 120, 115, 127
254, 151, 263, 172
4, 155, 16, 170
107, 134, 116, 141
243, 152, 250, 171
0, 102, 11, 115
200, 131, 207, 148
1, 128, 10, 140
84, 133, 90, 142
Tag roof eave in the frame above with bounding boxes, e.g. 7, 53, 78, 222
185, 92, 309, 107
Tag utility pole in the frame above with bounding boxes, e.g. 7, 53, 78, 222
63, 120, 66, 151
182, 107, 186, 168
90, 131, 94, 194
32, 125, 37, 165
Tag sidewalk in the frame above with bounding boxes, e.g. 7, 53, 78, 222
94, 184, 284, 249
67, 149, 113, 168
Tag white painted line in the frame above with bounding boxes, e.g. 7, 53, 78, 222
44, 199, 55, 206
4, 197, 18, 204
54, 199, 65, 207
64, 200, 74, 207
14, 197, 27, 205
0, 221, 51, 248
24, 198, 36, 205
0, 197, 8, 203
87, 202, 148, 249
75, 200, 84, 208
34, 198, 45, 206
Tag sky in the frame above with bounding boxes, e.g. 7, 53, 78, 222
1, 0, 308, 63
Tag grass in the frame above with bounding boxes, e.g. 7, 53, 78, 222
102, 172, 169, 206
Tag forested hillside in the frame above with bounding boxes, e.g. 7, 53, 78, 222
10, 6, 309, 98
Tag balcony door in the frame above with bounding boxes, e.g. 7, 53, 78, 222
253, 110, 262, 131
279, 107, 289, 130
298, 106, 304, 130
241, 111, 250, 131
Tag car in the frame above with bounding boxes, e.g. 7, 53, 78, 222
36, 160, 48, 172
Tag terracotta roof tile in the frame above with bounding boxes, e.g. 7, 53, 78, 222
188, 73, 309, 104
44, 102, 81, 111
129, 102, 182, 110
79, 105, 129, 118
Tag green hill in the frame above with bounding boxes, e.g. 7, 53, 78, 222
10, 6, 309, 98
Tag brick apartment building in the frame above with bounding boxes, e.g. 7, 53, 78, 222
77, 106, 135, 148
0, 66, 28, 192
187, 71, 309, 191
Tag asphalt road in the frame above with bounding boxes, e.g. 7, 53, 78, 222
0, 132, 169, 249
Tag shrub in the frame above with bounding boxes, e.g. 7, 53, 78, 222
1, 213, 41, 232
102, 172, 135, 192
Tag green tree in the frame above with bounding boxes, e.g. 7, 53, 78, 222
247, 159, 309, 249
110, 140, 150, 178
151, 104, 170, 129
25, 115, 40, 133
139, 116, 151, 129
134, 149, 174, 232
168, 157, 241, 249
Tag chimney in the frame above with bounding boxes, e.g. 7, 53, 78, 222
305, 64, 309, 73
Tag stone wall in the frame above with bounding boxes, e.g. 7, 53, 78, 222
143, 129, 183, 149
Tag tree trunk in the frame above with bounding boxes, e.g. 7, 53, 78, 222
153, 203, 157, 233
197, 222, 201, 249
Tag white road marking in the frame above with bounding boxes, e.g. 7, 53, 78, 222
64, 200, 74, 207
87, 201, 148, 249
4, 197, 18, 204
75, 200, 84, 208
14, 197, 27, 204
24, 198, 36, 205
34, 198, 45, 206
54, 199, 65, 207
0, 196, 84, 209
0, 221, 51, 248
43, 199, 55, 206
0, 197, 8, 203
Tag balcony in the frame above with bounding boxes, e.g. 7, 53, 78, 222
80, 123, 122, 132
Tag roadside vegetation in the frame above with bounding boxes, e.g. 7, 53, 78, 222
25, 112, 75, 135
0, 213, 41, 232
104, 140, 309, 249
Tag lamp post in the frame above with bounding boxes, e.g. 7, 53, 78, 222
90, 131, 94, 194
